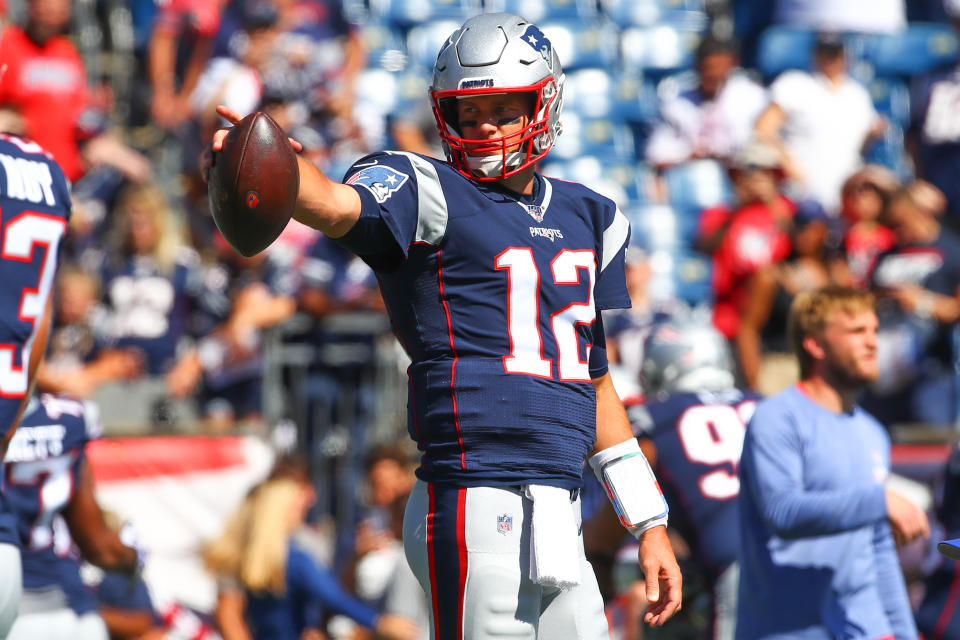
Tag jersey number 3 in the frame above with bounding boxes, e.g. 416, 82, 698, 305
496, 248, 595, 382
0, 211, 66, 397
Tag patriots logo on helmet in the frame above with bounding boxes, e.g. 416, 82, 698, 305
521, 25, 554, 71
459, 77, 496, 89
346, 165, 410, 203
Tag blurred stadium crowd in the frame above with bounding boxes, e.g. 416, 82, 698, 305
6, 0, 960, 636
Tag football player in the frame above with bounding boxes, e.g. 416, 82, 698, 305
207, 12, 681, 638
917, 444, 960, 637
3, 393, 140, 639
588, 320, 757, 640
0, 131, 72, 636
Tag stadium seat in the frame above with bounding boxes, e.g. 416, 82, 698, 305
870, 77, 911, 127
563, 70, 658, 127
647, 248, 712, 306
863, 23, 959, 78
619, 24, 703, 77
369, 0, 481, 30
406, 19, 461, 71
541, 19, 620, 71
355, 68, 401, 114
609, 71, 659, 124
484, 0, 599, 21
550, 113, 635, 161
601, 0, 708, 29
360, 21, 408, 72
564, 69, 615, 119
864, 122, 913, 181
628, 203, 684, 249
662, 159, 734, 213
542, 156, 651, 207
754, 26, 816, 80
542, 156, 633, 209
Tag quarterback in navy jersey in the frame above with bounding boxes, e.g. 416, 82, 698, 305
3, 394, 139, 639
0, 133, 72, 636
209, 12, 681, 637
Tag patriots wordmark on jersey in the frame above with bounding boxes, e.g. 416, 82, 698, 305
4, 394, 101, 591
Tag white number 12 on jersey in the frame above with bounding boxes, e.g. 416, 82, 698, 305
495, 248, 596, 382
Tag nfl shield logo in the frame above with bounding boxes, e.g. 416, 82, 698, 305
497, 514, 513, 535
524, 204, 545, 223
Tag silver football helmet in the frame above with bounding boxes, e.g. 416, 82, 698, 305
640, 320, 736, 396
430, 12, 564, 180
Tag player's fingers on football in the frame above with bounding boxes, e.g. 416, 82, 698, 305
287, 137, 303, 152
199, 145, 214, 181
212, 128, 230, 152
215, 104, 243, 124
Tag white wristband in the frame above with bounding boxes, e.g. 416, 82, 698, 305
589, 439, 668, 539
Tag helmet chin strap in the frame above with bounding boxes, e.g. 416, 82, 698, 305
466, 151, 526, 178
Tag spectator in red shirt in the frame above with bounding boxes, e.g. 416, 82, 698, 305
0, 0, 88, 181
836, 165, 899, 290
695, 139, 796, 341
0, 0, 151, 183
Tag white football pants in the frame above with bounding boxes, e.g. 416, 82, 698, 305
0, 544, 20, 639
403, 480, 610, 640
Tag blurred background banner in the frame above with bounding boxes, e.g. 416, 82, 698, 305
87, 435, 274, 611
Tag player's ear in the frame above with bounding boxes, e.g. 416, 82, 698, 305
801, 334, 826, 364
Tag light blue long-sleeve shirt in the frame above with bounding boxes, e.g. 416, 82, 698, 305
736, 385, 916, 640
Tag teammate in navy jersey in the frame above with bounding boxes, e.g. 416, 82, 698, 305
0, 132, 73, 637
3, 393, 140, 639
208, 12, 681, 637
630, 322, 758, 640
918, 442, 960, 638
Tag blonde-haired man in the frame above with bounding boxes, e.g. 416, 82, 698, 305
736, 286, 927, 639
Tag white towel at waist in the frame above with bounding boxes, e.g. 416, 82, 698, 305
524, 484, 580, 589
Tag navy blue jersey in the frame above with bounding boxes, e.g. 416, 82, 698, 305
871, 229, 960, 369
101, 248, 201, 375
191, 249, 299, 338
911, 69, 960, 218
336, 152, 631, 490
0, 134, 72, 545
628, 389, 760, 579
58, 551, 98, 615
302, 234, 379, 305
3, 394, 100, 589
245, 542, 378, 639
300, 234, 382, 367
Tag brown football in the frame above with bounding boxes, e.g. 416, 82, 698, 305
207, 111, 299, 257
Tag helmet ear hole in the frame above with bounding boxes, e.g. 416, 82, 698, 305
437, 98, 460, 135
